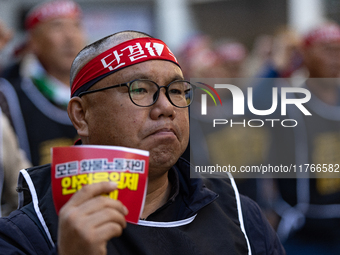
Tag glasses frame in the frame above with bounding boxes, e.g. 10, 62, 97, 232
78, 79, 196, 108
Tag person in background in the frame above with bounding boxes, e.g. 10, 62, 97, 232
0, 109, 31, 217
0, 19, 13, 72
185, 35, 271, 210
176, 34, 223, 79
215, 40, 247, 78
255, 27, 303, 79
1, 0, 86, 166
0, 21, 31, 217
252, 21, 340, 254
0, 20, 12, 50
243, 34, 274, 78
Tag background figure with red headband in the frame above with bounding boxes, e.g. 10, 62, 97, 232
0, 30, 285, 254
0, 0, 86, 166
214, 40, 248, 78
250, 21, 340, 254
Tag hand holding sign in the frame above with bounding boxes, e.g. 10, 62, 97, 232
51, 145, 149, 223
52, 145, 149, 254
57, 181, 128, 255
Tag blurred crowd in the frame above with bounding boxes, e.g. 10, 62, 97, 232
1, 1, 340, 254
0, 0, 85, 217
183, 21, 340, 255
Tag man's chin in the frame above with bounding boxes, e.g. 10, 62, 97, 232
149, 147, 181, 169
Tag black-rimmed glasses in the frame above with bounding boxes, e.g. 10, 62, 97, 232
78, 79, 195, 108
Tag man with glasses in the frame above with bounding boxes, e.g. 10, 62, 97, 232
0, 31, 284, 255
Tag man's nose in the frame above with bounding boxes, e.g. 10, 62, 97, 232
150, 87, 175, 119
157, 86, 171, 101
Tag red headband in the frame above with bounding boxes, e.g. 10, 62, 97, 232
25, 0, 82, 30
303, 23, 340, 47
71, 37, 179, 97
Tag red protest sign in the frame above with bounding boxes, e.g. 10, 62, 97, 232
51, 145, 149, 224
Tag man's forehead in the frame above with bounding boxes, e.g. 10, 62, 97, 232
110, 60, 183, 80
89, 37, 140, 62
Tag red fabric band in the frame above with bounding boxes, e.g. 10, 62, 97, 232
25, 0, 82, 30
71, 37, 179, 97
303, 23, 340, 48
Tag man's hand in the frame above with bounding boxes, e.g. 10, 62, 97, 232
58, 182, 128, 255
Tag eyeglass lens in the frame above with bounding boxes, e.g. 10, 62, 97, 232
129, 80, 193, 107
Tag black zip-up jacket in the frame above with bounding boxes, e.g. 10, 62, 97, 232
0, 158, 285, 254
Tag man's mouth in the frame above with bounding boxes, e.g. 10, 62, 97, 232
148, 127, 178, 139
152, 128, 175, 135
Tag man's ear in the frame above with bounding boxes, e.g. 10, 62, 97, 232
68, 97, 89, 137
